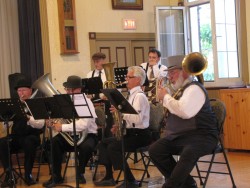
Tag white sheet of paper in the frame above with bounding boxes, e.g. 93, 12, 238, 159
71, 94, 97, 118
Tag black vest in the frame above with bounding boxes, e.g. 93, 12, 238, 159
166, 81, 218, 140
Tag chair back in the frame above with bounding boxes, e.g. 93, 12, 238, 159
209, 98, 226, 135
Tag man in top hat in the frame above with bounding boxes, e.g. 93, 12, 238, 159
0, 77, 45, 187
148, 55, 218, 188
43, 75, 98, 187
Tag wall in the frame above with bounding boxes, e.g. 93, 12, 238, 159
43, 0, 177, 92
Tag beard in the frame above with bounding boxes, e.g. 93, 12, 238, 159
171, 71, 184, 91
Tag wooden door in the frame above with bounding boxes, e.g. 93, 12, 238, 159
89, 32, 156, 69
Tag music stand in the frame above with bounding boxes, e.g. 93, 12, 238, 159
25, 94, 95, 188
101, 88, 137, 188
0, 98, 29, 187
82, 77, 103, 95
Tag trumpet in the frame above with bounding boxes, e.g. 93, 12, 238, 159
116, 81, 128, 86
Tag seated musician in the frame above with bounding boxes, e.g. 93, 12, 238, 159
140, 48, 167, 80
148, 55, 218, 188
42, 75, 98, 187
94, 66, 152, 188
0, 78, 45, 187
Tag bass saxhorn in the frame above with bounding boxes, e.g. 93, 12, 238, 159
182, 52, 208, 84
31, 73, 59, 96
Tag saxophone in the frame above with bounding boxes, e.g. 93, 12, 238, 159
102, 62, 123, 140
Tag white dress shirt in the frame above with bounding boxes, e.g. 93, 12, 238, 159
28, 116, 45, 129
163, 80, 206, 119
87, 68, 107, 83
123, 86, 150, 129
141, 62, 167, 79
62, 97, 98, 134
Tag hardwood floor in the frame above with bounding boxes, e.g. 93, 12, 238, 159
0, 151, 250, 188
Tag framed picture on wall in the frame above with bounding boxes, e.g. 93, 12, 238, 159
112, 0, 143, 10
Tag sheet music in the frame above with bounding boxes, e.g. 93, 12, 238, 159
71, 93, 97, 118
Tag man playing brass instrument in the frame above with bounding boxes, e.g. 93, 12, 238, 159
0, 78, 45, 187
149, 55, 218, 188
140, 48, 167, 80
95, 66, 152, 188
43, 75, 98, 187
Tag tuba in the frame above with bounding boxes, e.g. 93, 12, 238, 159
102, 62, 123, 140
182, 52, 208, 84
31, 73, 87, 146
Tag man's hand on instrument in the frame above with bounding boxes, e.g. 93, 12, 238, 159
109, 105, 117, 114
158, 87, 168, 101
52, 122, 62, 132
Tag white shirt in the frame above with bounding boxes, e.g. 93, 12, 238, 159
86, 68, 107, 83
27, 116, 45, 129
123, 86, 150, 129
141, 62, 167, 79
163, 81, 206, 119
62, 98, 98, 134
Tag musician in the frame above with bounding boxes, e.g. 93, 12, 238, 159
86, 52, 107, 83
140, 48, 167, 80
94, 66, 152, 188
42, 75, 98, 187
149, 55, 218, 188
0, 78, 45, 187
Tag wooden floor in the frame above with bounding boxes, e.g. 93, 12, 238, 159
0, 151, 250, 188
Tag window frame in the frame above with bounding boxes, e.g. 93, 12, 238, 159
185, 0, 244, 87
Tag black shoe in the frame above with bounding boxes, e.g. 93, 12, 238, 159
25, 174, 36, 186
78, 174, 86, 184
184, 177, 197, 188
94, 178, 116, 186
42, 176, 63, 187
116, 180, 139, 188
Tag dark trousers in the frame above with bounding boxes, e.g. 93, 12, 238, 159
51, 133, 98, 177
98, 128, 152, 181
148, 133, 217, 188
0, 134, 40, 176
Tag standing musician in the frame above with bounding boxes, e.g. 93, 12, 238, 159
87, 52, 107, 83
43, 75, 98, 187
0, 78, 45, 187
149, 55, 218, 188
94, 66, 152, 188
140, 48, 167, 80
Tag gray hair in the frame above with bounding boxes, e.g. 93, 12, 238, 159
128, 66, 146, 85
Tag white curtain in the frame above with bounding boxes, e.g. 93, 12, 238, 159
0, 0, 20, 98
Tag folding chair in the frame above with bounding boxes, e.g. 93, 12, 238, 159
115, 102, 165, 187
193, 98, 236, 188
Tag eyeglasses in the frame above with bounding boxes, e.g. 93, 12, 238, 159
64, 88, 74, 92
126, 76, 136, 80
166, 69, 181, 78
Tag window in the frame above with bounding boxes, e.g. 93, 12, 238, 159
186, 0, 241, 86
156, 0, 243, 87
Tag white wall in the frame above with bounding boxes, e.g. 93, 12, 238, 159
45, 0, 177, 91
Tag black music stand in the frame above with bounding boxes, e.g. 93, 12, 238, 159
25, 94, 94, 188
82, 77, 103, 95
0, 98, 29, 187
101, 88, 137, 188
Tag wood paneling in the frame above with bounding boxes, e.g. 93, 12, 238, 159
220, 88, 250, 150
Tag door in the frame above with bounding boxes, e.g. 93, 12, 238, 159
90, 32, 156, 68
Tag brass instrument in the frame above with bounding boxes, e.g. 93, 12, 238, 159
159, 52, 208, 116
102, 62, 123, 140
182, 52, 208, 84
31, 73, 87, 146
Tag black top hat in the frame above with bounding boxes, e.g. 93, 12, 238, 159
14, 78, 32, 90
63, 75, 83, 89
